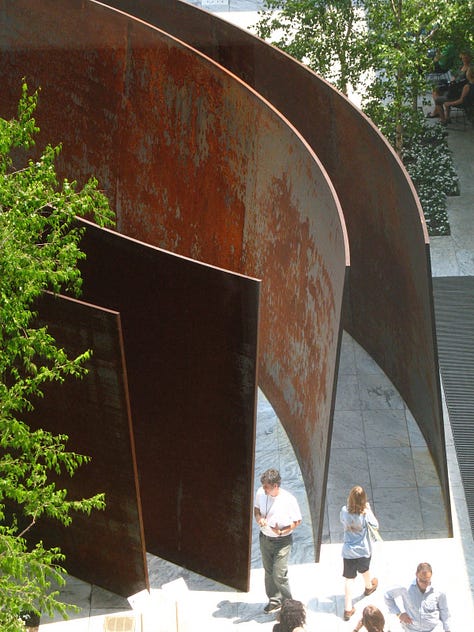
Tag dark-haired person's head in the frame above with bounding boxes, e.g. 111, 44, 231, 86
275, 599, 306, 632
362, 605, 385, 632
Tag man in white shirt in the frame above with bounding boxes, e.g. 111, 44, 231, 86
254, 468, 302, 614
384, 562, 451, 631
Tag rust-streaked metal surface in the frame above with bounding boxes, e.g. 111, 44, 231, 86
103, 0, 451, 530
77, 218, 260, 591
29, 292, 148, 598
0, 0, 348, 577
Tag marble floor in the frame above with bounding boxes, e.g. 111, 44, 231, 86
38, 357, 474, 631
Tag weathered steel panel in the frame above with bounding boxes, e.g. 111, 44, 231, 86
104, 0, 451, 531
0, 0, 348, 582
29, 293, 148, 598
77, 219, 260, 591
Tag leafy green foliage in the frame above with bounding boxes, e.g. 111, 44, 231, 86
0, 83, 114, 629
255, 0, 368, 94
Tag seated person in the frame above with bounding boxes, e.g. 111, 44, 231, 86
273, 599, 306, 632
441, 64, 474, 125
428, 50, 472, 118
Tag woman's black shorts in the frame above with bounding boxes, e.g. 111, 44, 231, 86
343, 556, 371, 579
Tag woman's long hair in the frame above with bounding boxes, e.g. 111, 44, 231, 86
277, 599, 306, 632
347, 485, 367, 514
362, 605, 385, 632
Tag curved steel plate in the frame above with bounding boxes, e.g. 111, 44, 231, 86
103, 0, 451, 532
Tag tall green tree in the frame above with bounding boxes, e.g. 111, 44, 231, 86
255, 0, 367, 94
361, 0, 441, 153
0, 83, 114, 631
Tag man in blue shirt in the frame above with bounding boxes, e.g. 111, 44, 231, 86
384, 562, 451, 631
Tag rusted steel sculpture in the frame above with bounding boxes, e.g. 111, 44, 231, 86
0, 0, 348, 592
105, 0, 452, 531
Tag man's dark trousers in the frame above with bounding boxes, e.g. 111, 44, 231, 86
259, 532, 293, 605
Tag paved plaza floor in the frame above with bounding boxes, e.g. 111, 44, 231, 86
38, 4, 474, 631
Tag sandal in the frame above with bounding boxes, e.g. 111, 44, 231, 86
344, 607, 356, 621
364, 577, 378, 596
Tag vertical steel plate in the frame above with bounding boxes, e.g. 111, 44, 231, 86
29, 293, 148, 598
